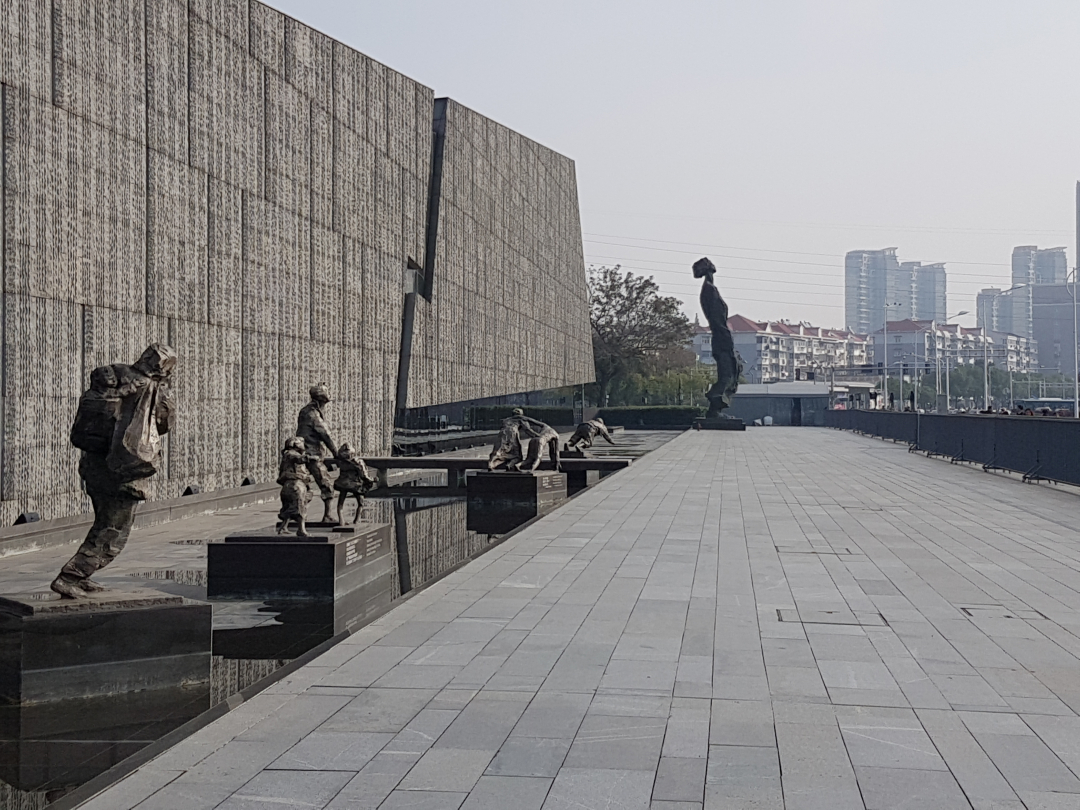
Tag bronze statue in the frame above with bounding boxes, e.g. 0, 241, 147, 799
694, 257, 743, 417
487, 411, 527, 471
333, 442, 377, 524
520, 421, 561, 472
297, 383, 338, 523
51, 344, 177, 598
277, 437, 314, 536
566, 418, 614, 451
487, 409, 560, 472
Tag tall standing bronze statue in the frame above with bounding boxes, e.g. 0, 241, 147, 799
52, 344, 177, 598
297, 383, 339, 523
694, 257, 743, 418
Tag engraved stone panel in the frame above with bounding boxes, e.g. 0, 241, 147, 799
285, 17, 332, 112
189, 17, 262, 194
311, 225, 344, 344
248, 0, 285, 75
189, 0, 247, 45
52, 0, 146, 143
263, 73, 310, 218
146, 0, 189, 160
169, 322, 242, 492
208, 177, 243, 329
3, 91, 146, 311
147, 152, 209, 322
0, 0, 51, 99
243, 196, 310, 339
405, 99, 592, 407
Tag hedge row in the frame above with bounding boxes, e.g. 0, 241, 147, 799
468, 406, 576, 430
595, 406, 705, 426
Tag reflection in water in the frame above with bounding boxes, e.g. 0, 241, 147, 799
0, 495, 511, 805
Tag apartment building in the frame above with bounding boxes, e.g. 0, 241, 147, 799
845, 249, 948, 334
696, 316, 869, 383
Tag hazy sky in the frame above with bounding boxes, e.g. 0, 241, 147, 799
268, 0, 1080, 331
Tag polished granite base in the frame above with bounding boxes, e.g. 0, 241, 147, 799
466, 472, 568, 534
0, 589, 211, 705
207, 522, 393, 601
0, 683, 209, 792
467, 470, 567, 501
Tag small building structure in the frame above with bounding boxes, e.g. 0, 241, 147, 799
729, 381, 837, 426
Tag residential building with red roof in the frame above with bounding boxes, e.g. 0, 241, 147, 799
691, 315, 869, 383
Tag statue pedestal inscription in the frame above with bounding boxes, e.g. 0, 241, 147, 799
466, 471, 567, 534
695, 417, 746, 431
207, 523, 393, 600
0, 589, 211, 705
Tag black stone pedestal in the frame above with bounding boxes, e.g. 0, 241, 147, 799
566, 468, 600, 495
207, 522, 393, 600
0, 683, 210, 792
560, 448, 589, 459
466, 472, 567, 534
467, 471, 567, 501
0, 589, 211, 705
695, 417, 746, 431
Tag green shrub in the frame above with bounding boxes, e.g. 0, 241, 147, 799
468, 406, 575, 431
595, 406, 705, 426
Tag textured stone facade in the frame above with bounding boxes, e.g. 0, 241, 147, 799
0, 0, 592, 523
406, 100, 592, 408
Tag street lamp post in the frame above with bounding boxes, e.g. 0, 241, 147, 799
938, 311, 968, 413
881, 303, 902, 409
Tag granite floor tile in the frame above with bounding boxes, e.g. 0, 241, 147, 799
486, 737, 572, 777
269, 731, 394, 771
215, 770, 354, 809
459, 775, 553, 809
564, 714, 666, 771
542, 768, 653, 810
856, 766, 970, 809
653, 757, 706, 802
397, 748, 496, 792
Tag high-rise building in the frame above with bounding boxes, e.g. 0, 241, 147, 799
912, 262, 947, 323
845, 249, 900, 335
845, 249, 948, 333
977, 246, 1069, 343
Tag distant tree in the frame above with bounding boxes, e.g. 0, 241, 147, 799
588, 265, 694, 406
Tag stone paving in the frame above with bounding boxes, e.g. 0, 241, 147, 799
77, 428, 1080, 809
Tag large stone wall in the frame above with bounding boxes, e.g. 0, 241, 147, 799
0, 0, 592, 523
406, 100, 592, 408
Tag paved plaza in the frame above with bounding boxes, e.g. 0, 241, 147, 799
79, 428, 1080, 809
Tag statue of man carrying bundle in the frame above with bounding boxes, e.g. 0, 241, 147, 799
52, 344, 177, 598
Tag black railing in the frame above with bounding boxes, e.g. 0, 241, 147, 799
825, 410, 1080, 485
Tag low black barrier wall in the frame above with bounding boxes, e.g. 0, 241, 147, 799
825, 410, 1080, 485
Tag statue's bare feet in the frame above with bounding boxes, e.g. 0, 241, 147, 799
80, 579, 107, 592
50, 577, 85, 599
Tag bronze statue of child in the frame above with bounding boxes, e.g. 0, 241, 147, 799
277, 437, 314, 536
333, 442, 377, 524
